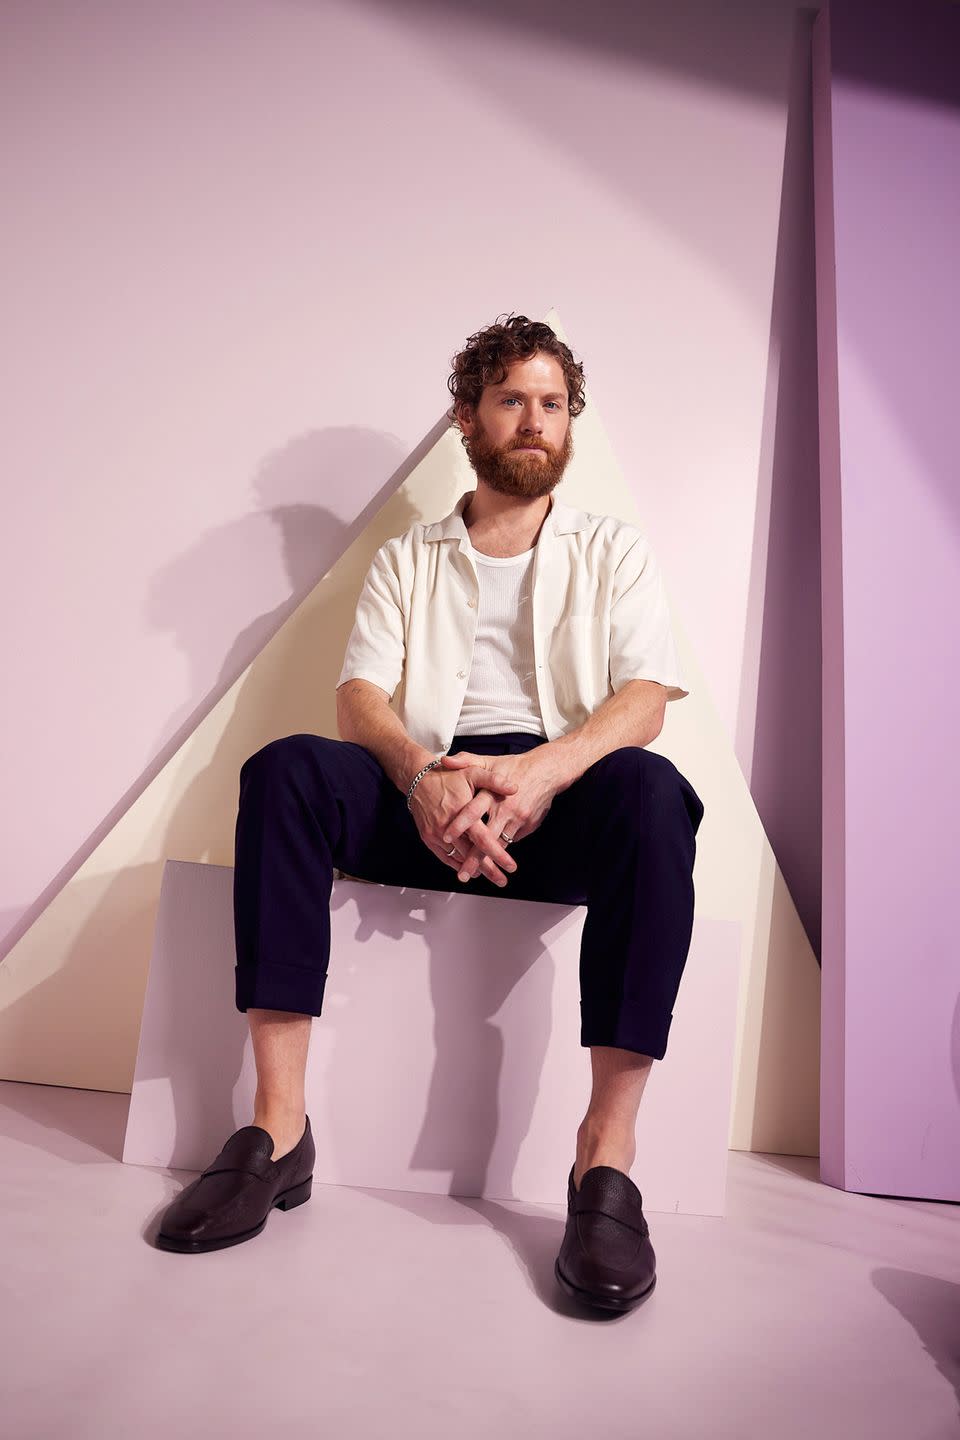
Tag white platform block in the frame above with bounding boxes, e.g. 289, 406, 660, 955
123, 860, 740, 1214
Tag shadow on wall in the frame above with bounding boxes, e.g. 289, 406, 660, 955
0, 419, 447, 966
322, 884, 557, 1205
0, 423, 445, 1092
360, 0, 794, 100
744, 5, 822, 962
141, 423, 433, 754
369, 0, 959, 108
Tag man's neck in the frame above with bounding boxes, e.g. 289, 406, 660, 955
462, 485, 553, 557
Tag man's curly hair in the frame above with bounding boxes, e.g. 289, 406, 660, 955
447, 314, 586, 443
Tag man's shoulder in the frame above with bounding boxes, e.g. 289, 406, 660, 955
371, 527, 417, 561
567, 506, 648, 554
366, 519, 443, 584
384, 511, 451, 548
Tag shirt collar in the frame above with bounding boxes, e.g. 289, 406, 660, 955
423, 489, 590, 543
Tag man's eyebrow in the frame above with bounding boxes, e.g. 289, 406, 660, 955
494, 387, 568, 400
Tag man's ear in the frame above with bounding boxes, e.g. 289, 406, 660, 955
457, 402, 476, 438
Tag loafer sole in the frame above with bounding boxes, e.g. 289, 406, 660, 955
554, 1256, 657, 1312
156, 1175, 313, 1254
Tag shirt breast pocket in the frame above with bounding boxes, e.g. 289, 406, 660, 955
564, 611, 604, 633
553, 612, 607, 674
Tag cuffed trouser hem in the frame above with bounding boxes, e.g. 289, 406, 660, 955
580, 1011, 672, 1063
235, 963, 327, 1017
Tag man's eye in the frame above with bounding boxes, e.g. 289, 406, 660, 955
502, 398, 563, 408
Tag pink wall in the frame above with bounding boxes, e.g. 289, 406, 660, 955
814, 0, 960, 1200
1, 1, 814, 962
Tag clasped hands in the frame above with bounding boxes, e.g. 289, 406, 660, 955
408, 748, 567, 887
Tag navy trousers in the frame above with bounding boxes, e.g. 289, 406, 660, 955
233, 731, 705, 1061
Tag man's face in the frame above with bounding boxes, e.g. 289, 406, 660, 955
459, 352, 573, 499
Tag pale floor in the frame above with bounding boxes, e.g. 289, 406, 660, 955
2, 1078, 958, 1440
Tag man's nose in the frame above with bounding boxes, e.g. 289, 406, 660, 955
520, 407, 545, 433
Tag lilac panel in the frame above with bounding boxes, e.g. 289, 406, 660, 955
814, 0, 960, 1200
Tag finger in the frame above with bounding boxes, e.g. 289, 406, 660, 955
456, 844, 508, 886
415, 819, 465, 867
471, 844, 515, 885
472, 768, 519, 794
438, 755, 518, 794
426, 837, 465, 870
463, 818, 516, 872
479, 852, 509, 885
443, 789, 495, 846
491, 810, 526, 845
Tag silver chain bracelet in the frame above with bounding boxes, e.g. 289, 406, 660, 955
405, 756, 444, 811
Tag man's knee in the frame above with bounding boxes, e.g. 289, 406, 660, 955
586, 747, 696, 829
589, 745, 677, 793
239, 733, 339, 788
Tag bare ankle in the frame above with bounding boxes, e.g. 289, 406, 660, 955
574, 1119, 637, 1188
252, 1098, 306, 1160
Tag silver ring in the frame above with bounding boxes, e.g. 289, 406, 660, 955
500, 833, 513, 845
446, 847, 458, 857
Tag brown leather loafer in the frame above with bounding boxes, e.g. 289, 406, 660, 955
156, 1117, 315, 1253
555, 1163, 657, 1311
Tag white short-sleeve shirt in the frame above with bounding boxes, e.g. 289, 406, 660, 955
336, 489, 688, 755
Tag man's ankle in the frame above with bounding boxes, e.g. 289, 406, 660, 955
252, 1101, 306, 1160
574, 1120, 636, 1188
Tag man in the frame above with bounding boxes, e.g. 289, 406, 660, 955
157, 314, 705, 1313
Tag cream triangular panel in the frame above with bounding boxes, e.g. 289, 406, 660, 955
0, 309, 818, 1155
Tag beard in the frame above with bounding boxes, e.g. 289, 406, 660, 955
464, 420, 574, 499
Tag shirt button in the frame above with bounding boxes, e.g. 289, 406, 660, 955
467, 598, 476, 608
457, 669, 466, 679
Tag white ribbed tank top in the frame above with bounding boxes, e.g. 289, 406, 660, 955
454, 544, 546, 737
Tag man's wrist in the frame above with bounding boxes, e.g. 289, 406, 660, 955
405, 756, 447, 809
396, 743, 442, 797
536, 738, 584, 793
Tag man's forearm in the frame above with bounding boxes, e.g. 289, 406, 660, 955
335, 680, 437, 795
541, 680, 666, 791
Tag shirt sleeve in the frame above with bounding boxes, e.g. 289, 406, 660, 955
608, 533, 689, 701
335, 542, 406, 700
